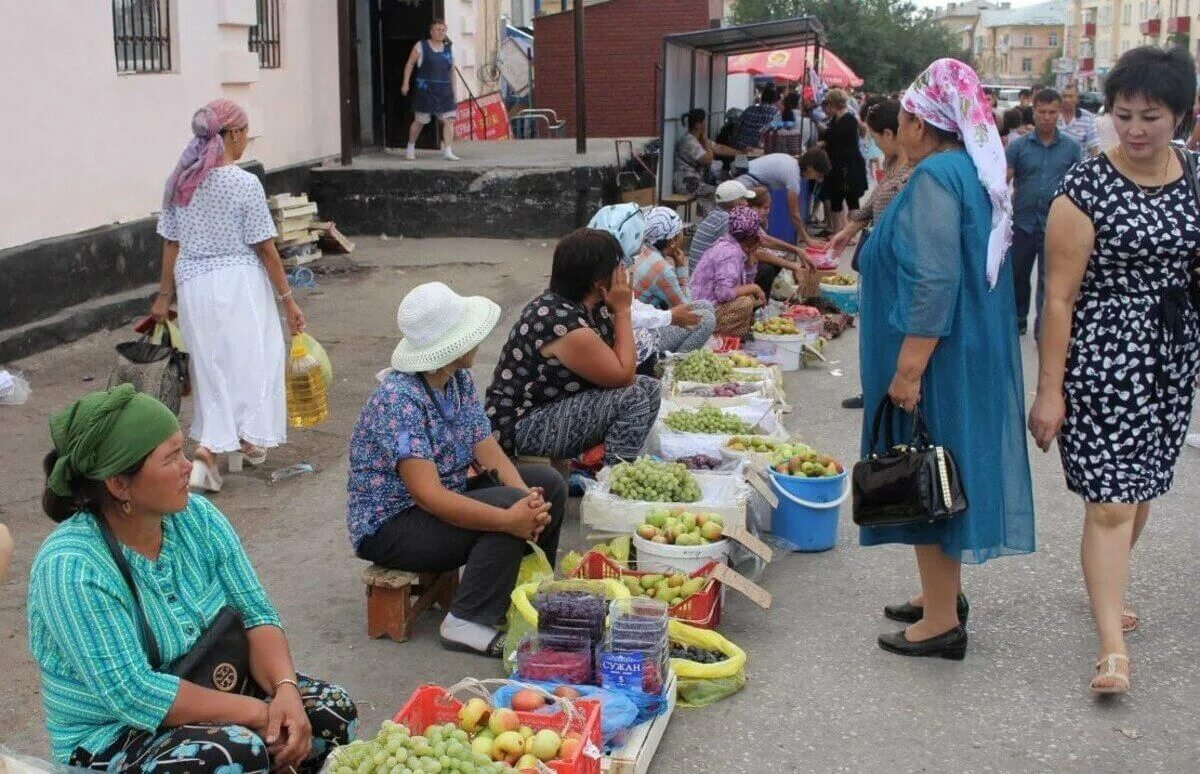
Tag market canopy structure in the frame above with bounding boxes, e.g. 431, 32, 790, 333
727, 46, 863, 88
658, 17, 827, 200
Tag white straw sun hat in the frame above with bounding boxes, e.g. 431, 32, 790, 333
389, 282, 501, 373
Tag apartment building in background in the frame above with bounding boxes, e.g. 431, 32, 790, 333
1066, 0, 1198, 89
935, 0, 1001, 56
974, 0, 1066, 85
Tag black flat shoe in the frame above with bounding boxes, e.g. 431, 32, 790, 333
841, 395, 864, 409
884, 593, 969, 624
878, 625, 967, 660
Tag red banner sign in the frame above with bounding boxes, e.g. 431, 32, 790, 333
454, 92, 511, 141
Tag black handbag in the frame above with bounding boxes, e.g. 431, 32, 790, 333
851, 398, 968, 527
97, 517, 252, 694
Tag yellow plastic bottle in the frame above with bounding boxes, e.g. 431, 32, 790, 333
286, 334, 330, 428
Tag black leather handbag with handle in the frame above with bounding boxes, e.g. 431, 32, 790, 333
97, 516, 253, 694
852, 398, 968, 528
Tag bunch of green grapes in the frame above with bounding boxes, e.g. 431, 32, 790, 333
329, 721, 505, 774
663, 406, 752, 434
674, 350, 734, 383
609, 458, 702, 502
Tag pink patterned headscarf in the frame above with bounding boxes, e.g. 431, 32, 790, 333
902, 59, 1011, 289
162, 99, 248, 209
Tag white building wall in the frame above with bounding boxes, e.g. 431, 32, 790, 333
0, 0, 340, 251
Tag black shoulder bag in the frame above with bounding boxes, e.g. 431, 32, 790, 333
851, 398, 968, 527
1174, 147, 1200, 313
97, 517, 253, 694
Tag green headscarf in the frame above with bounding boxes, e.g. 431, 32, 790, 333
47, 384, 180, 497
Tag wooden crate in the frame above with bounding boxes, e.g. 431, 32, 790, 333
601, 670, 677, 774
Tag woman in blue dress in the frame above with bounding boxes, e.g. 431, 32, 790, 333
401, 19, 459, 161
857, 59, 1035, 660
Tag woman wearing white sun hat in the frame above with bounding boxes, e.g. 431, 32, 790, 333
346, 282, 566, 658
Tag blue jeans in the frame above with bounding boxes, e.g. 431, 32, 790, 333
1011, 227, 1046, 335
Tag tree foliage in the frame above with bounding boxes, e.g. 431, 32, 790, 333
730, 0, 967, 92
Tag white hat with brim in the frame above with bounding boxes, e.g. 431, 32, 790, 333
715, 180, 756, 204
389, 282, 502, 374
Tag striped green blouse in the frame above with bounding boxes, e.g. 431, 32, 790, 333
27, 495, 281, 762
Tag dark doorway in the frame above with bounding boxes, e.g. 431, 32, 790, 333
378, 0, 446, 149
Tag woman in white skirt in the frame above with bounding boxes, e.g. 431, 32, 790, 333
151, 99, 304, 492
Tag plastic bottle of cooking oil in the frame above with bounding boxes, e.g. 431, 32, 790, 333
286, 335, 329, 428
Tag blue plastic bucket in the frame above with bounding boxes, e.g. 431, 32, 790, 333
768, 470, 850, 552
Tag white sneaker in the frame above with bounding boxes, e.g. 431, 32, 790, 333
443, 149, 461, 161
405, 148, 416, 161
188, 459, 223, 492
1187, 433, 1200, 449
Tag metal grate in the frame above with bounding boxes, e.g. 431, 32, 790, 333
112, 0, 172, 74
249, 0, 282, 69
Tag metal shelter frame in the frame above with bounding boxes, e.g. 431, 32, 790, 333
658, 17, 826, 200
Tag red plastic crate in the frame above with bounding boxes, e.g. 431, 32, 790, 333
710, 336, 742, 353
570, 551, 722, 629
394, 685, 602, 774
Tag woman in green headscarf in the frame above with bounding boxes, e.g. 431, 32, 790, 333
28, 385, 357, 771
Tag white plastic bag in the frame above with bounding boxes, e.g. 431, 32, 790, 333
0, 370, 31, 405
580, 468, 751, 536
650, 399, 784, 460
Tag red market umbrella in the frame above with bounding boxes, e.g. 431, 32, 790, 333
728, 47, 863, 88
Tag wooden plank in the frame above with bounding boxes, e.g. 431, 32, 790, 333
271, 202, 319, 218
267, 193, 309, 209
601, 671, 677, 774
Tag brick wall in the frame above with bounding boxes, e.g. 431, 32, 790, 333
533, 0, 715, 138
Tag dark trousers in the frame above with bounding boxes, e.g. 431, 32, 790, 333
356, 465, 567, 626
72, 674, 356, 773
756, 262, 781, 299
1011, 227, 1046, 334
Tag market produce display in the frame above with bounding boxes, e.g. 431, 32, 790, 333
673, 349, 734, 383
601, 599, 669, 695
772, 447, 844, 478
327, 715, 579, 774
669, 644, 727, 664
634, 509, 725, 546
725, 437, 813, 459
751, 316, 801, 335
608, 458, 702, 502
821, 273, 857, 287
616, 571, 708, 605
691, 381, 756, 398
663, 406, 752, 434
675, 454, 721, 470
782, 305, 822, 321
726, 352, 760, 368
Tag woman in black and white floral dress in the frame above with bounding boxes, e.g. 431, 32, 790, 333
1030, 47, 1200, 695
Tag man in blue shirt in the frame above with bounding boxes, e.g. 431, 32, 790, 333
1006, 88, 1081, 336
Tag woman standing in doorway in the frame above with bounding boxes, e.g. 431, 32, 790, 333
401, 20, 459, 161
152, 99, 303, 493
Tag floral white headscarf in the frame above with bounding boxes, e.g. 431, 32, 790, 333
901, 58, 1012, 289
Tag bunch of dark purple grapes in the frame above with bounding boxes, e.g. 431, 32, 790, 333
676, 454, 721, 470
696, 382, 752, 398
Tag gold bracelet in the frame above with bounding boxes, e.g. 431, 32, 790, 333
273, 677, 300, 697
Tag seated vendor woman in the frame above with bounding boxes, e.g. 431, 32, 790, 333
348, 282, 566, 659
485, 229, 661, 466
691, 205, 767, 338
28, 385, 356, 772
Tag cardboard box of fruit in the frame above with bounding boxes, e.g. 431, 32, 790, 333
649, 400, 784, 461
580, 465, 749, 537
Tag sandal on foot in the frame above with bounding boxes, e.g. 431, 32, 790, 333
439, 631, 506, 659
239, 444, 268, 466
188, 459, 223, 493
1122, 609, 1139, 633
1091, 653, 1130, 695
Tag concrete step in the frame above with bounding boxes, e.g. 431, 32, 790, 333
0, 284, 155, 364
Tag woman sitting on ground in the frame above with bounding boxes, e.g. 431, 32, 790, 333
691, 206, 767, 337
486, 229, 662, 466
28, 385, 355, 771
348, 282, 566, 658
633, 207, 696, 310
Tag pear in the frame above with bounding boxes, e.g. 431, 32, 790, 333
640, 574, 663, 590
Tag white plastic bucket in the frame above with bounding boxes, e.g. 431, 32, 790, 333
753, 333, 809, 371
632, 534, 731, 574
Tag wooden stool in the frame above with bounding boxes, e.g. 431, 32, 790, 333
660, 192, 697, 224
363, 564, 458, 643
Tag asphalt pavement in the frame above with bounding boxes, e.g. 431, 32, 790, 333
1, 236, 1198, 772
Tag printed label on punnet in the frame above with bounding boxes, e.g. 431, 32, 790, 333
598, 651, 645, 690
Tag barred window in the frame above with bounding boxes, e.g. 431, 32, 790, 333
112, 0, 172, 74
249, 0, 282, 69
